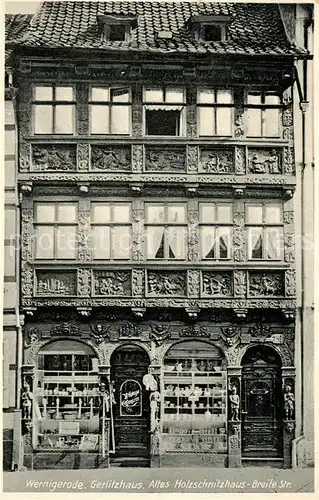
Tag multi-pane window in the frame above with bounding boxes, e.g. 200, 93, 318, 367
144, 87, 186, 136
197, 89, 233, 136
199, 203, 232, 260
246, 91, 281, 137
34, 203, 77, 259
145, 203, 187, 259
89, 87, 131, 134
91, 203, 132, 260
246, 202, 283, 260
33, 85, 75, 134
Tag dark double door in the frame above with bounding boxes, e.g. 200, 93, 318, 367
110, 346, 150, 459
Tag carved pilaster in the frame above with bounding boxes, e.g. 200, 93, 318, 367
285, 269, 296, 297
77, 269, 91, 296
283, 209, 295, 264
21, 207, 34, 263
186, 87, 197, 138
132, 144, 143, 173
77, 143, 90, 171
234, 88, 244, 138
132, 84, 142, 137
283, 146, 295, 175
78, 200, 91, 261
187, 269, 200, 298
18, 82, 32, 141
76, 83, 89, 135
21, 264, 34, 297
187, 145, 198, 173
19, 142, 31, 172
233, 209, 246, 262
132, 269, 145, 296
132, 201, 144, 261
188, 203, 199, 261
233, 270, 246, 297
235, 146, 246, 175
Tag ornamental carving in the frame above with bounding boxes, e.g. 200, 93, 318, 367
187, 145, 198, 173
93, 271, 131, 296
187, 270, 200, 297
78, 212, 91, 261
220, 326, 240, 347
21, 266, 34, 297
149, 324, 170, 345
36, 272, 77, 296
284, 233, 295, 263
51, 322, 79, 336
31, 145, 76, 171
132, 209, 144, 223
132, 269, 144, 296
132, 104, 142, 137
282, 87, 292, 105
235, 147, 246, 175
249, 272, 285, 297
132, 145, 143, 173
285, 270, 296, 297
284, 211, 294, 224
24, 326, 40, 348
147, 272, 186, 296
181, 325, 209, 338
145, 148, 185, 172
76, 83, 89, 135
90, 324, 110, 343
199, 148, 234, 174
282, 108, 293, 127
202, 272, 233, 297
118, 323, 142, 338
186, 104, 197, 137
233, 212, 245, 227
91, 146, 131, 171
234, 270, 246, 297
78, 269, 91, 296
21, 209, 33, 262
19, 142, 31, 172
284, 147, 295, 175
248, 149, 282, 174
77, 143, 90, 171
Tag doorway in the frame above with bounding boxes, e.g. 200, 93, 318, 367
241, 346, 283, 458
110, 345, 150, 462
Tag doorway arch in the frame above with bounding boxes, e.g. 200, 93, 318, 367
241, 345, 283, 458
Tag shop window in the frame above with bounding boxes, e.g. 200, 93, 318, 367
89, 86, 131, 134
145, 203, 187, 260
32, 85, 75, 135
246, 91, 281, 137
197, 88, 233, 136
246, 202, 283, 260
144, 87, 186, 136
34, 202, 78, 259
161, 340, 227, 453
199, 202, 232, 260
33, 340, 104, 452
91, 202, 132, 260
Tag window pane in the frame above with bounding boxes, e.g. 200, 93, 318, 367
92, 226, 110, 259
247, 93, 262, 105
145, 87, 163, 102
247, 205, 263, 224
92, 204, 111, 223
198, 89, 215, 104
265, 204, 282, 224
217, 204, 232, 223
35, 226, 54, 259
55, 105, 74, 134
167, 227, 186, 259
57, 204, 77, 223
265, 93, 280, 105
146, 205, 164, 223
216, 108, 232, 135
167, 205, 186, 223
248, 227, 263, 259
200, 227, 216, 259
200, 204, 215, 223
34, 105, 53, 134
146, 226, 164, 259
55, 87, 73, 101
110, 106, 130, 134
166, 88, 184, 103
146, 110, 179, 136
112, 227, 131, 259
113, 204, 130, 223
35, 86, 53, 101
218, 226, 231, 258
56, 226, 76, 259
217, 90, 233, 104
264, 227, 282, 260
247, 108, 262, 136
90, 105, 109, 134
264, 109, 280, 137
198, 107, 214, 135
35, 204, 55, 223
111, 88, 130, 102
91, 87, 109, 101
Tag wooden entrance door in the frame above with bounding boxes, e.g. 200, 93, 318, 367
111, 345, 150, 458
241, 346, 283, 458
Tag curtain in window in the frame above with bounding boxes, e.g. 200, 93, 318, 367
265, 228, 280, 259
147, 227, 164, 258
249, 227, 263, 259
167, 227, 185, 259
218, 227, 230, 258
201, 227, 216, 259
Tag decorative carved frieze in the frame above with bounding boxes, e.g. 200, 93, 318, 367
199, 148, 234, 174
248, 272, 285, 297
91, 145, 131, 171
118, 323, 142, 338
78, 212, 91, 261
202, 271, 233, 297
181, 325, 209, 338
77, 143, 90, 171
248, 148, 282, 174
78, 269, 91, 296
21, 208, 34, 263
35, 271, 77, 296
51, 322, 79, 336
21, 265, 34, 297
132, 269, 145, 296
285, 269, 296, 297
147, 271, 186, 297
187, 270, 200, 297
234, 270, 246, 297
186, 145, 198, 173
132, 144, 143, 173
31, 144, 76, 171
93, 271, 131, 296
145, 147, 186, 172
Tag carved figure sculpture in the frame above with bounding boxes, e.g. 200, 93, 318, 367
268, 150, 280, 173
229, 385, 240, 421
283, 385, 294, 420
21, 381, 33, 420
143, 373, 158, 392
150, 391, 161, 431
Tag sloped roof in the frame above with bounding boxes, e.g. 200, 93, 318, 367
14, 1, 306, 57
5, 13, 33, 63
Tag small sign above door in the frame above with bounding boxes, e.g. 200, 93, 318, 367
120, 380, 142, 417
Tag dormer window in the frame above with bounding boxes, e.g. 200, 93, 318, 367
109, 25, 127, 42
98, 15, 137, 42
187, 15, 230, 42
202, 24, 223, 42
